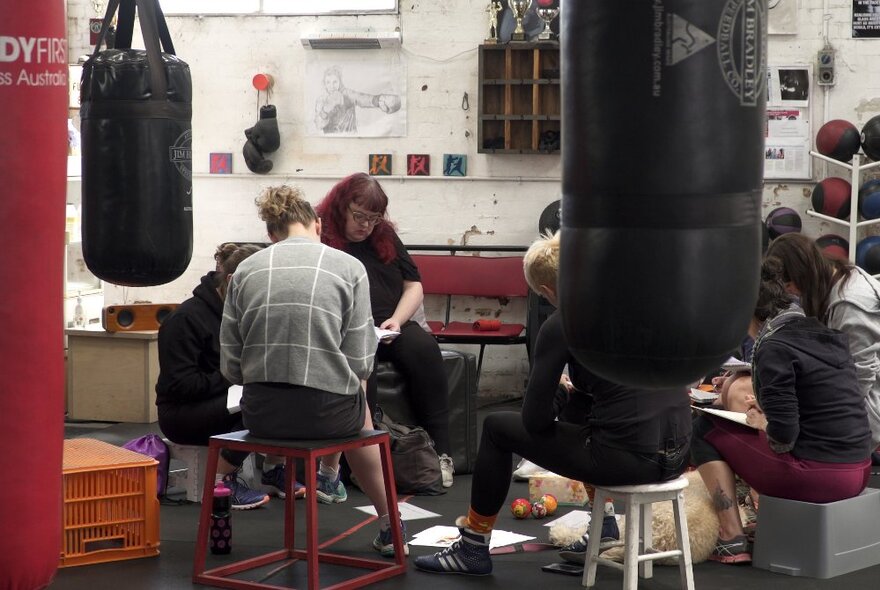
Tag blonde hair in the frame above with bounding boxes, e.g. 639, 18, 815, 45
255, 185, 317, 238
523, 231, 560, 294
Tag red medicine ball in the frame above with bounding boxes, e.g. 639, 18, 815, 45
816, 119, 861, 162
816, 234, 850, 261
811, 177, 852, 220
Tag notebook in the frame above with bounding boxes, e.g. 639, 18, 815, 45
693, 406, 758, 429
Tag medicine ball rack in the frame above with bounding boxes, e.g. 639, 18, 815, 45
807, 151, 880, 272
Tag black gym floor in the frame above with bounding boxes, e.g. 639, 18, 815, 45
54, 403, 880, 590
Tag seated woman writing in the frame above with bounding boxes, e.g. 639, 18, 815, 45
316, 173, 454, 488
692, 256, 874, 564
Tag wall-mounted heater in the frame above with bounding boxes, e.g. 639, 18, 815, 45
300, 31, 402, 50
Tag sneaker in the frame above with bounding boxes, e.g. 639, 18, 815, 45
372, 519, 409, 558
708, 535, 752, 564
316, 471, 347, 504
558, 514, 620, 564
221, 470, 270, 510
414, 521, 492, 576
439, 454, 455, 488
512, 458, 548, 481
261, 464, 306, 500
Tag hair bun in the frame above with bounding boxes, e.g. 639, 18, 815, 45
761, 256, 785, 282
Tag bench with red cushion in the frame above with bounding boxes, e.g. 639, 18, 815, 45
411, 253, 529, 384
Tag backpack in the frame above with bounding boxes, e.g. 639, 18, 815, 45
373, 407, 444, 496
123, 434, 170, 497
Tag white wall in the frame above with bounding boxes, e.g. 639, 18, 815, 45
65, 0, 880, 397
66, 0, 553, 397
763, 1, 880, 243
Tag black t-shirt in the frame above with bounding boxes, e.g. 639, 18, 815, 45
522, 311, 692, 454
347, 233, 420, 324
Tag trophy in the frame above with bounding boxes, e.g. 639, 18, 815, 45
485, 1, 503, 44
536, 7, 560, 41
507, 0, 532, 42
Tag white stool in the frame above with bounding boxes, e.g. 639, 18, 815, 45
583, 476, 694, 590
165, 440, 258, 502
165, 441, 209, 502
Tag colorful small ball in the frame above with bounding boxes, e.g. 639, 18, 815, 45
540, 494, 558, 515
531, 501, 548, 519
510, 498, 532, 519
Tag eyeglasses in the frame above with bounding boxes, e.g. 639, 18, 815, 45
348, 205, 383, 227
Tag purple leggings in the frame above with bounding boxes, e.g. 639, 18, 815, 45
700, 417, 870, 503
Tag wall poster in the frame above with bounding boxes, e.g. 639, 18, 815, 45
853, 0, 880, 38
764, 65, 812, 180
305, 51, 407, 138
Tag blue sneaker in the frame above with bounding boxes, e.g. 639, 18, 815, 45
414, 522, 492, 576
558, 514, 620, 564
372, 519, 409, 557
261, 464, 305, 500
316, 471, 347, 504
221, 470, 270, 510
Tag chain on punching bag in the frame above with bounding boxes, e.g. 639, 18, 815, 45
0, 1, 67, 588
560, 0, 766, 388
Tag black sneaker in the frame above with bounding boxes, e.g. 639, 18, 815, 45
558, 514, 620, 564
708, 535, 752, 564
414, 524, 492, 576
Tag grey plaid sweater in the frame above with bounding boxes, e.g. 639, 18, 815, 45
220, 237, 376, 395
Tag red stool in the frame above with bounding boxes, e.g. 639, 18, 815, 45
192, 429, 405, 590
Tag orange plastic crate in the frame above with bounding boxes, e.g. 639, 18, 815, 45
60, 438, 160, 567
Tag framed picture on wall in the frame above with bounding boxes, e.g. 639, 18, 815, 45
765, 65, 812, 180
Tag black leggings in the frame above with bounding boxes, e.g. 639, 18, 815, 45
367, 321, 451, 455
158, 397, 250, 467
470, 411, 688, 517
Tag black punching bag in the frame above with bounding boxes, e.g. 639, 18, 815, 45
81, 0, 192, 286
560, 1, 765, 388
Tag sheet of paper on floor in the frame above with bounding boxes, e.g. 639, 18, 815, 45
409, 525, 535, 549
355, 502, 440, 521
543, 509, 591, 527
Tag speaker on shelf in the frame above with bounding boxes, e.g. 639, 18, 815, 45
102, 303, 179, 332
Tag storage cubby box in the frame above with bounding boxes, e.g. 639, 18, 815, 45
478, 43, 561, 154
752, 488, 880, 578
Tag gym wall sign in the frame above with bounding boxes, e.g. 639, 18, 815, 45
650, 0, 766, 107
0, 35, 68, 87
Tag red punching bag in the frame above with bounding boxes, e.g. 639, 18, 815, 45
560, 1, 765, 388
0, 1, 67, 588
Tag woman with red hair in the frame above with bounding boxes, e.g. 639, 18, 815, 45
316, 172, 454, 488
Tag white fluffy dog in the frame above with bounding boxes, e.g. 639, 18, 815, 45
548, 471, 740, 565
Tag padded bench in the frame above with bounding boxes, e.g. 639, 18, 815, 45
376, 349, 478, 473
411, 252, 529, 385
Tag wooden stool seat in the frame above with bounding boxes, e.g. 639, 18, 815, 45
583, 475, 694, 590
192, 429, 405, 590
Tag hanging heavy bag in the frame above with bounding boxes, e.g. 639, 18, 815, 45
560, 1, 765, 388
80, 0, 193, 286
1, 3, 67, 587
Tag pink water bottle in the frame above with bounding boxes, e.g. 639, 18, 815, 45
209, 482, 232, 555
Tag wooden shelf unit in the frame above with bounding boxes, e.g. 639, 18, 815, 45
478, 42, 561, 154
